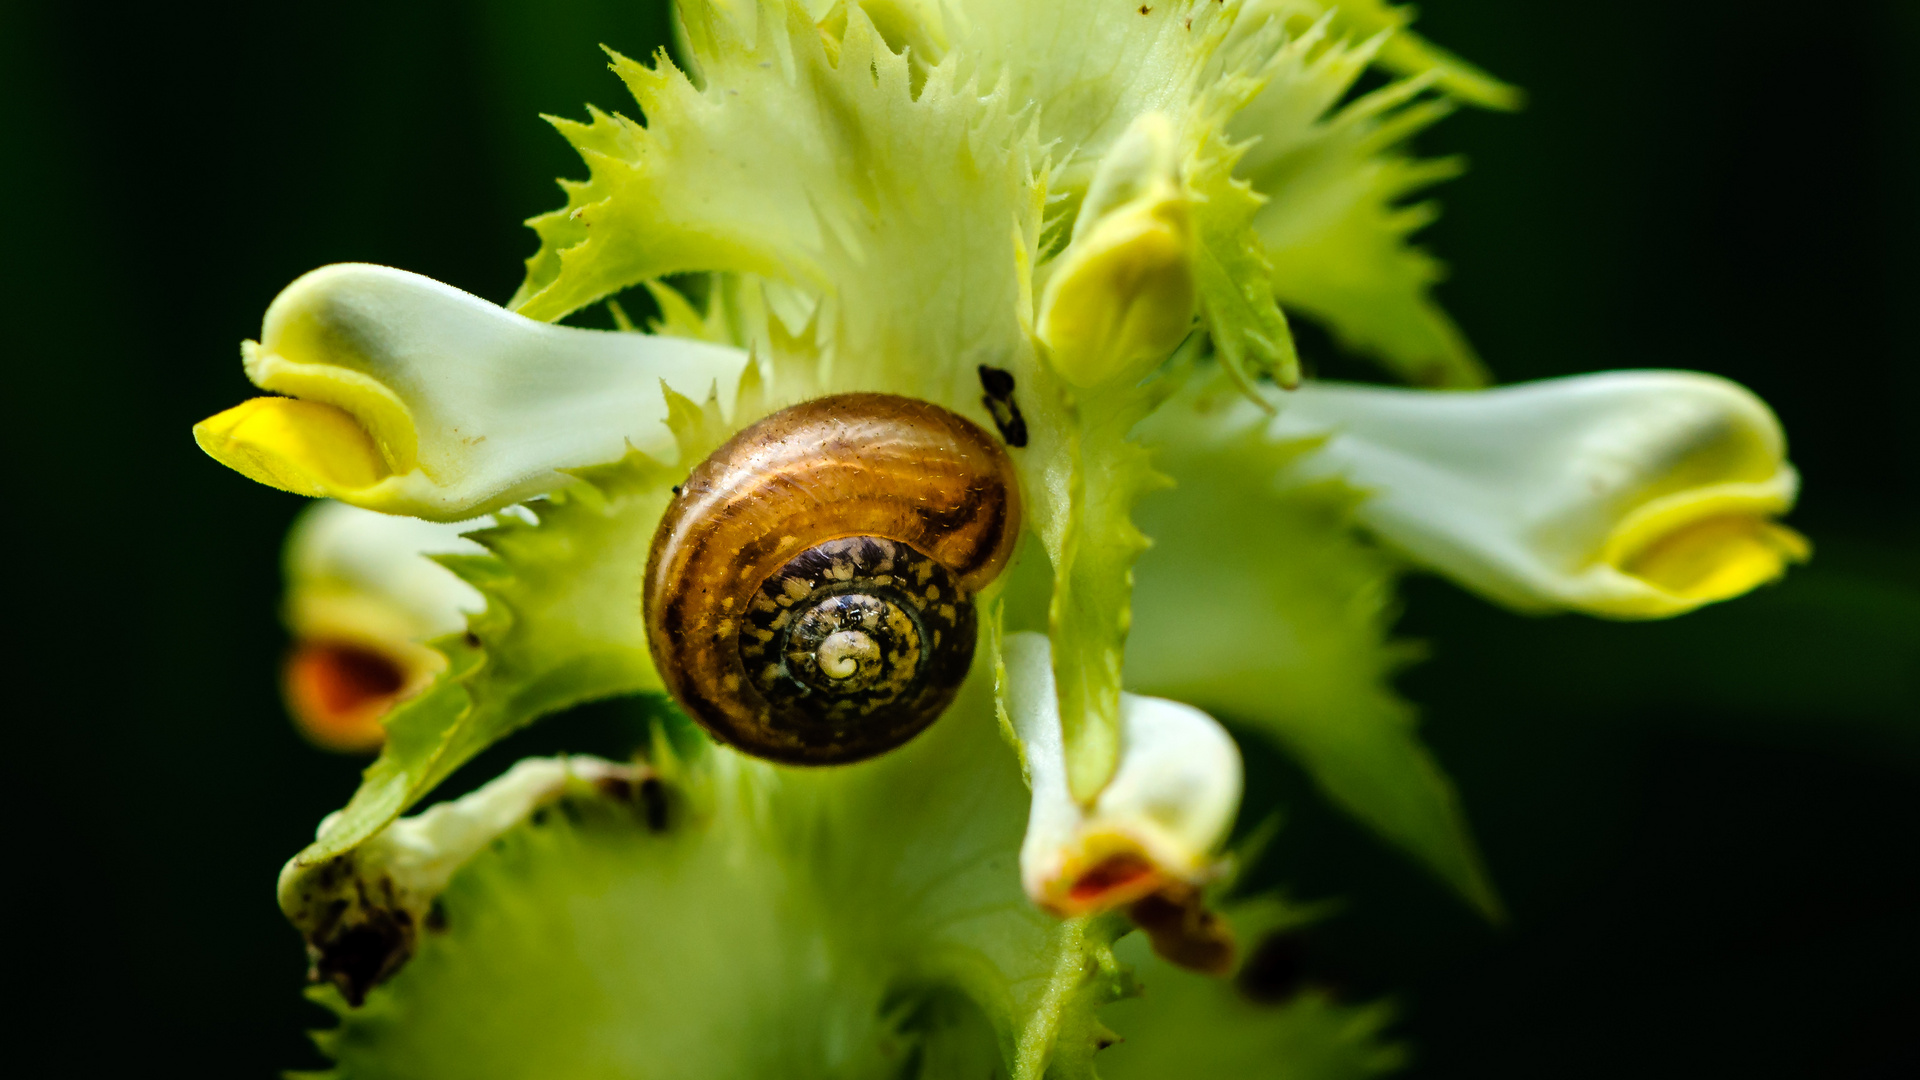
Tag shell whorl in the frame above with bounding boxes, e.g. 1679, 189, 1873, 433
643, 394, 1021, 764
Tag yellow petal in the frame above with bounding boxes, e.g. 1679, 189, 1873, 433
1037, 113, 1197, 388
1615, 513, 1811, 606
1038, 191, 1196, 388
193, 397, 390, 497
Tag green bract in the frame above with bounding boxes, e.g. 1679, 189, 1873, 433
187, 2, 1805, 1076
301, 708, 1394, 1080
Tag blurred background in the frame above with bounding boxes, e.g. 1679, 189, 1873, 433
7, 1, 1915, 1076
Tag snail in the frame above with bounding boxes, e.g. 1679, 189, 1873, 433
644, 393, 1023, 764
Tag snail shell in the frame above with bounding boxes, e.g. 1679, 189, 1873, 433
644, 393, 1022, 764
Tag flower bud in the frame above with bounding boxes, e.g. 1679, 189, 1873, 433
1037, 114, 1197, 388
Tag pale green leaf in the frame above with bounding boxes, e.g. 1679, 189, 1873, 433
1038, 379, 1175, 803
299, 681, 1398, 1080
287, 445, 686, 875
303, 671, 1137, 1080
1234, 32, 1488, 388
1240, 0, 1523, 111
1128, 372, 1501, 916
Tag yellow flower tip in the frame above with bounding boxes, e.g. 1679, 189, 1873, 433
283, 638, 437, 754
1615, 513, 1810, 608
1042, 843, 1173, 918
193, 396, 391, 497
1037, 190, 1196, 388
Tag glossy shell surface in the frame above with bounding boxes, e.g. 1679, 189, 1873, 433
644, 393, 1021, 764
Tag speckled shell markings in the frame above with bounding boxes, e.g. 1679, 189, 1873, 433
643, 393, 1022, 764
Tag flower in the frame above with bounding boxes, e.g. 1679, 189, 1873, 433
1257, 372, 1806, 617
279, 500, 486, 750
1005, 632, 1241, 912
1007, 631, 1243, 974
1037, 113, 1200, 388
194, 264, 748, 519
190, 2, 1800, 1076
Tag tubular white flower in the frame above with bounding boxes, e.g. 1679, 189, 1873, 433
1004, 631, 1242, 916
285, 500, 485, 642
1264, 371, 1808, 617
193, 264, 750, 520
281, 500, 486, 751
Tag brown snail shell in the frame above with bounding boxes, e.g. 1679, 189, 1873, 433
644, 393, 1022, 764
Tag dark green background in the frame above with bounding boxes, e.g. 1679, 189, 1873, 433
8, 1, 1915, 1076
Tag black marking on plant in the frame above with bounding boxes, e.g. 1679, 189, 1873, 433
978, 365, 1028, 447
297, 856, 416, 1008
289, 765, 668, 1007
639, 775, 671, 832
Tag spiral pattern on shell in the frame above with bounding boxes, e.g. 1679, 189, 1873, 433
643, 393, 1022, 764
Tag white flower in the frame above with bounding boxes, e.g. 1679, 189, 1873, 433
1004, 631, 1242, 917
193, 264, 749, 520
280, 500, 485, 750
1150, 370, 1807, 619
